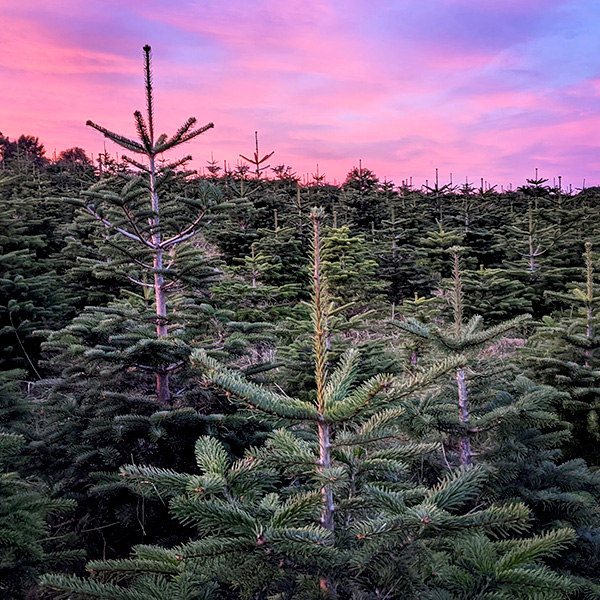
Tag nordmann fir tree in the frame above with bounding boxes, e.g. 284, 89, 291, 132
42, 210, 577, 600
525, 242, 600, 464
393, 246, 531, 467
72, 44, 215, 404
31, 45, 228, 564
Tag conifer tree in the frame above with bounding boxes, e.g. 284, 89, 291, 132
30, 45, 256, 565
392, 248, 600, 595
419, 223, 467, 282
341, 163, 386, 232
239, 131, 274, 179
68, 44, 215, 404
501, 199, 571, 317
393, 246, 530, 466
375, 197, 435, 305
525, 242, 600, 464
42, 212, 577, 600
321, 225, 384, 314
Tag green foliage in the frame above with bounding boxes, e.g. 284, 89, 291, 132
0, 432, 80, 600
525, 242, 600, 463
8, 53, 600, 600
0, 173, 73, 373
40, 210, 579, 600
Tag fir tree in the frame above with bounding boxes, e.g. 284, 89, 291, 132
393, 246, 530, 466
321, 225, 384, 314
67, 44, 215, 404
30, 45, 254, 565
42, 211, 576, 600
525, 242, 600, 464
341, 163, 386, 232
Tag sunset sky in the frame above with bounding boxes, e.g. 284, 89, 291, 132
1, 0, 599, 188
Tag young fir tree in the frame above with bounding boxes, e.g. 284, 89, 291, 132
207, 168, 269, 265
525, 242, 600, 464
393, 246, 530, 467
340, 163, 387, 232
375, 197, 435, 307
321, 225, 384, 315
208, 242, 299, 369
474, 375, 600, 598
418, 223, 467, 283
42, 211, 577, 600
501, 200, 564, 318
276, 221, 394, 401
255, 217, 310, 291
30, 45, 260, 564
61, 44, 216, 405
392, 248, 600, 595
0, 432, 81, 600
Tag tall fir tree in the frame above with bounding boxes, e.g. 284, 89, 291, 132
30, 45, 257, 565
68, 44, 216, 404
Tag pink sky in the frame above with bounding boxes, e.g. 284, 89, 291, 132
1, 0, 599, 188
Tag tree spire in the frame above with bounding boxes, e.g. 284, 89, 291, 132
143, 44, 155, 144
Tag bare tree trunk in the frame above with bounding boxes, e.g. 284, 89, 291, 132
149, 153, 170, 404
456, 367, 472, 466
318, 418, 335, 531
585, 305, 593, 368
528, 235, 536, 272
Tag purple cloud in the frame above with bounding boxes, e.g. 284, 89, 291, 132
1, 0, 599, 187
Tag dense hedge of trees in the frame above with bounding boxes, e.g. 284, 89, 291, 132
2, 47, 600, 599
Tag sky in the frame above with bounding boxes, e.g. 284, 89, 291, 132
1, 0, 600, 188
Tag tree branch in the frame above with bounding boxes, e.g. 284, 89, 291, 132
126, 276, 155, 288
122, 205, 153, 248
85, 206, 156, 248
160, 211, 206, 248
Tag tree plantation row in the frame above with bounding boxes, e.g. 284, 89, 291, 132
2, 47, 600, 600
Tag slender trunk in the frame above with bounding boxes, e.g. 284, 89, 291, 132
456, 367, 472, 466
251, 245, 257, 289
149, 153, 170, 404
318, 418, 335, 532
528, 203, 536, 273
585, 305, 593, 367
585, 243, 593, 367
528, 237, 536, 272
154, 247, 170, 404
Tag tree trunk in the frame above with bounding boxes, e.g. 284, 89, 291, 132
149, 153, 170, 405
456, 367, 472, 466
318, 417, 335, 532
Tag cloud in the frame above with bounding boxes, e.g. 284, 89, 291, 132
1, 0, 599, 187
